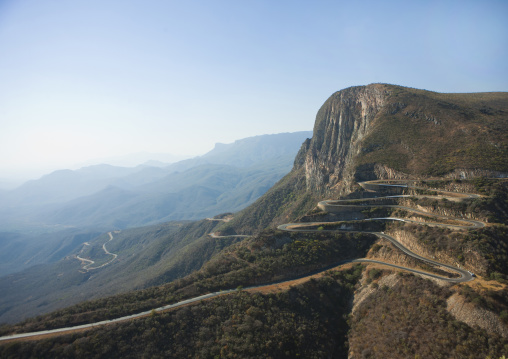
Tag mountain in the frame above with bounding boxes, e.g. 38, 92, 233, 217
2, 165, 140, 206
2, 132, 312, 207
0, 131, 310, 280
78, 152, 189, 168
0, 131, 311, 232
1, 85, 507, 358
41, 162, 286, 228
303, 84, 507, 192
38, 132, 311, 229
165, 131, 312, 172
222, 84, 508, 234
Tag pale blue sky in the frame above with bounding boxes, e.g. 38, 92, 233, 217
1, 0, 507, 182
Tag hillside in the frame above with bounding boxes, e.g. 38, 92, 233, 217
40, 160, 291, 228
220, 84, 508, 235
0, 132, 310, 279
0, 219, 244, 323
1, 84, 507, 358
0, 131, 312, 232
0, 229, 101, 276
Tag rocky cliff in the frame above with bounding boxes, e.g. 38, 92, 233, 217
296, 84, 388, 195
294, 83, 508, 197
227, 84, 508, 233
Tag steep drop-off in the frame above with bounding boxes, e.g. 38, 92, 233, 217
302, 83, 508, 195
225, 84, 508, 234
302, 84, 387, 194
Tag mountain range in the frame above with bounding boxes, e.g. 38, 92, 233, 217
0, 131, 311, 277
0, 84, 507, 358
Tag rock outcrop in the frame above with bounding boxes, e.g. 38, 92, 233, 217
293, 83, 508, 197
296, 84, 389, 195
447, 293, 508, 338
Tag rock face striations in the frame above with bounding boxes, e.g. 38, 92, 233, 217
297, 84, 388, 195
294, 83, 508, 197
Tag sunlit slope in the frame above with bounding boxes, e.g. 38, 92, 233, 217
354, 86, 508, 176
220, 85, 508, 235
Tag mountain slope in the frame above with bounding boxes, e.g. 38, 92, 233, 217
0, 219, 244, 323
2, 165, 140, 206
40, 158, 298, 229
0, 131, 311, 232
1, 85, 507, 358
0, 230, 101, 276
219, 84, 508, 235
304, 84, 507, 194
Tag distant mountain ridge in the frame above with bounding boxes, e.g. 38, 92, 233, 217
1, 85, 508, 359
1, 131, 311, 206
164, 132, 312, 172
0, 131, 311, 277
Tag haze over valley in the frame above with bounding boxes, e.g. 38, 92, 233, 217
1, 1, 507, 358
0, 131, 310, 276
1, 83, 507, 358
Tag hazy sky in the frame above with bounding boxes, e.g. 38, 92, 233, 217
1, 0, 507, 183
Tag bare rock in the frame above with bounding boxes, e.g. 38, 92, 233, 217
447, 292, 508, 338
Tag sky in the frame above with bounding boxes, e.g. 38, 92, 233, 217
0, 0, 507, 185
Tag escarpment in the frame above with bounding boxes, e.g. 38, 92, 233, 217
294, 84, 508, 197
226, 84, 508, 234
298, 84, 388, 195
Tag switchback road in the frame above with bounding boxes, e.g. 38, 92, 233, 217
76, 232, 118, 271
0, 180, 482, 342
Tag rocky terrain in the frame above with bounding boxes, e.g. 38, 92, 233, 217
1, 84, 507, 358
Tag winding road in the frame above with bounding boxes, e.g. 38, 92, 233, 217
76, 232, 118, 271
0, 180, 483, 342
277, 180, 485, 282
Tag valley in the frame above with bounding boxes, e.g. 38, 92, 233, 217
0, 84, 507, 358
76, 231, 119, 271
0, 179, 497, 342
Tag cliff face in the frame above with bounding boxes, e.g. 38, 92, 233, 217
296, 84, 389, 195
231, 84, 508, 232
294, 83, 508, 196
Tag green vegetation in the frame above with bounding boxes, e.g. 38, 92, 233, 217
0, 266, 364, 359
365, 268, 383, 284
218, 167, 318, 234
0, 230, 102, 277
0, 219, 241, 324
4, 172, 507, 357
357, 86, 508, 176
349, 274, 508, 359
2, 85, 508, 358
0, 231, 375, 334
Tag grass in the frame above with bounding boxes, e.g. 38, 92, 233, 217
356, 85, 508, 176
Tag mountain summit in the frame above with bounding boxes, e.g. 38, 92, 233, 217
298, 83, 507, 195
